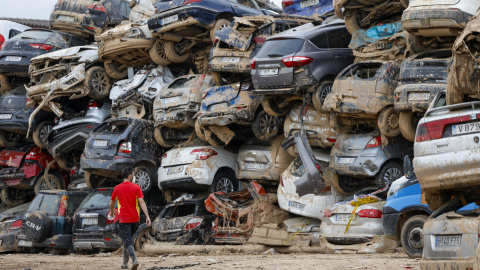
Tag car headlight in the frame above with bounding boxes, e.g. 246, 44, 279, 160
387, 175, 408, 199
125, 27, 144, 38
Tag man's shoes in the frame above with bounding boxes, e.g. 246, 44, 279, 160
122, 247, 129, 269
131, 261, 139, 270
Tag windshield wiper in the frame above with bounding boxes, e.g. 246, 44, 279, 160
268, 54, 283, 57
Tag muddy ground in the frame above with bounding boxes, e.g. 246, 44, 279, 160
0, 249, 419, 270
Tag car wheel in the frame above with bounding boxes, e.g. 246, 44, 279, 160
0, 130, 22, 147
85, 171, 99, 190
204, 128, 225, 147
104, 59, 127, 80
329, 112, 353, 134
133, 223, 153, 251
312, 81, 333, 112
0, 73, 12, 94
344, 9, 361, 34
32, 121, 53, 149
84, 66, 111, 100
134, 166, 154, 194
0, 188, 26, 207
55, 153, 74, 171
262, 97, 290, 117
331, 172, 361, 195
378, 106, 400, 137
195, 118, 206, 141
399, 111, 419, 142
375, 161, 403, 188
252, 110, 283, 141
34, 173, 64, 194
401, 215, 428, 258
154, 127, 176, 148
209, 171, 238, 193
425, 192, 450, 211
25, 211, 52, 243
210, 19, 231, 42
164, 41, 190, 63
149, 39, 172, 66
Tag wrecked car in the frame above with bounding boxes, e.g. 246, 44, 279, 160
17, 189, 88, 254
196, 82, 283, 146
81, 117, 162, 193
282, 0, 334, 17
27, 46, 113, 117
152, 74, 211, 148
66, 164, 88, 191
394, 50, 452, 141
0, 202, 31, 253
157, 139, 238, 196
251, 20, 353, 115
210, 15, 313, 85
0, 86, 55, 149
329, 130, 411, 194
50, 0, 133, 39
323, 61, 401, 137
0, 29, 89, 93
236, 135, 294, 186
110, 65, 175, 120
0, 144, 69, 207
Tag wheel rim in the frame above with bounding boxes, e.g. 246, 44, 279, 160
136, 171, 151, 191
39, 124, 52, 144
259, 113, 278, 137
320, 84, 332, 104
387, 111, 399, 130
215, 177, 234, 193
156, 40, 169, 61
92, 70, 109, 95
383, 167, 403, 185
408, 226, 423, 250
41, 176, 59, 190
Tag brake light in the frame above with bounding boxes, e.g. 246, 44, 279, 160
26, 151, 39, 160
250, 59, 256, 70
9, 219, 22, 231
0, 34, 4, 50
58, 195, 67, 216
86, 4, 107, 13
69, 165, 78, 176
323, 209, 332, 218
365, 136, 381, 149
190, 148, 218, 160
314, 163, 323, 174
29, 43, 53, 51
184, 218, 203, 230
280, 175, 284, 187
162, 152, 167, 159
358, 209, 383, 218
118, 142, 132, 154
84, 26, 95, 30
184, 0, 202, 4
282, 0, 294, 8
253, 37, 266, 45
416, 115, 473, 142
213, 38, 219, 44
327, 138, 336, 143
88, 100, 102, 109
281, 56, 313, 68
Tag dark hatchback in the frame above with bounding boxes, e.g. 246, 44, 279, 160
0, 202, 30, 253
80, 117, 162, 193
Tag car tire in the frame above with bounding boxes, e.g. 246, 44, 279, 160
211, 71, 225, 86
210, 19, 231, 42
329, 112, 353, 134
344, 9, 361, 34
149, 39, 172, 66
209, 171, 238, 194
425, 192, 450, 211
378, 106, 400, 137
133, 223, 153, 251
25, 211, 52, 243
34, 173, 64, 194
164, 41, 190, 63
195, 118, 206, 141
134, 165, 154, 194
154, 126, 176, 148
205, 128, 226, 147
0, 188, 26, 207
84, 66, 111, 100
262, 98, 290, 117
0, 73, 12, 95
331, 172, 361, 195
55, 154, 73, 171
375, 160, 403, 188
0, 130, 22, 148
399, 111, 418, 142
251, 110, 282, 141
85, 171, 99, 190
104, 59, 127, 80
401, 215, 428, 258
32, 121, 54, 149
312, 81, 333, 112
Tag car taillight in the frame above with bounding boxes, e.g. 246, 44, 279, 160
86, 4, 107, 13
162, 152, 167, 159
323, 209, 332, 218
282, 0, 294, 8
280, 175, 284, 187
365, 136, 381, 149
416, 115, 473, 142
70, 165, 78, 176
118, 142, 132, 154
315, 163, 323, 174
0, 34, 4, 50
184, 218, 203, 230
26, 151, 39, 160
58, 195, 67, 216
9, 219, 22, 231
250, 59, 256, 70
281, 56, 313, 68
29, 43, 53, 51
358, 209, 383, 218
190, 148, 218, 160
213, 38, 219, 44
253, 37, 266, 45
184, 0, 202, 4
88, 100, 102, 109
327, 138, 336, 143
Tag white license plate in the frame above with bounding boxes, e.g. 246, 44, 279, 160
82, 218, 98, 226
452, 121, 480, 135
338, 158, 355, 164
288, 201, 305, 210
6, 56, 21, 62
300, 0, 319, 8
93, 140, 108, 147
163, 96, 180, 104
222, 57, 240, 63
167, 166, 184, 175
0, 114, 12, 119
436, 235, 461, 247
408, 93, 430, 101
260, 68, 279, 76
210, 103, 227, 111
335, 214, 353, 221
162, 15, 179, 25
57, 15, 75, 22
245, 163, 264, 170
18, 240, 32, 247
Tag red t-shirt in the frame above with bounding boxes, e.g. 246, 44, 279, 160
111, 182, 144, 223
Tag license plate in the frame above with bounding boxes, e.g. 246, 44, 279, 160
93, 140, 108, 147
82, 218, 98, 226
5, 56, 21, 62
210, 103, 227, 111
162, 15, 178, 25
222, 57, 240, 63
0, 114, 12, 119
18, 240, 32, 247
163, 96, 180, 104
260, 69, 278, 76
452, 121, 480, 135
338, 158, 355, 164
335, 214, 355, 222
288, 201, 305, 210
408, 93, 430, 101
57, 15, 75, 22
300, 0, 319, 8
245, 163, 264, 170
436, 235, 461, 247
167, 166, 184, 175
76, 182, 88, 189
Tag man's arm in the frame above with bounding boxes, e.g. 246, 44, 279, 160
138, 198, 151, 227
109, 200, 115, 217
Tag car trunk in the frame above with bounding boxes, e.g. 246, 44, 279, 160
110, 70, 150, 101
239, 141, 272, 172
74, 190, 114, 234
0, 90, 27, 112
202, 84, 243, 109
288, 103, 329, 126
84, 119, 133, 160
336, 62, 384, 97
158, 75, 205, 109
154, 0, 185, 13
155, 203, 198, 241
162, 144, 210, 167
3, 30, 66, 55
335, 133, 378, 152
327, 201, 385, 228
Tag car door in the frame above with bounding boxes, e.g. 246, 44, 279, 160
326, 27, 354, 73
228, 0, 263, 16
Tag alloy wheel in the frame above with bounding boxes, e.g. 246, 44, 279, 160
215, 177, 234, 193
383, 167, 403, 185
136, 170, 151, 191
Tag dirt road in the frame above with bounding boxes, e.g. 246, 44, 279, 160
0, 251, 419, 270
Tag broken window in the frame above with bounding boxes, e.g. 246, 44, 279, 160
341, 63, 382, 80
162, 204, 196, 218
95, 121, 129, 134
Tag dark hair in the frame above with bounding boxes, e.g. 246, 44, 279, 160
122, 167, 134, 179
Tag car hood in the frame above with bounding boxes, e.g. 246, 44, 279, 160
30, 46, 98, 64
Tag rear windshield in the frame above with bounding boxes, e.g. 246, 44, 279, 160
400, 61, 449, 82
256, 39, 304, 58
168, 77, 197, 89
10, 30, 55, 41
340, 63, 383, 80
95, 120, 130, 134
162, 204, 196, 218
28, 194, 60, 216
78, 190, 115, 210
1, 202, 30, 215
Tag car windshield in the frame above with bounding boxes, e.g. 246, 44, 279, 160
162, 204, 196, 218
78, 190, 116, 209
10, 30, 55, 41
27, 194, 60, 215
256, 38, 304, 58
95, 120, 130, 134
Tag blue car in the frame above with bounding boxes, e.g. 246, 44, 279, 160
282, 0, 334, 17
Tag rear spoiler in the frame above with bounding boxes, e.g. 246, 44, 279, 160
425, 101, 480, 118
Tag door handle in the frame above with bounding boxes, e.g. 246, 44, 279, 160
437, 142, 449, 147
335, 56, 344, 59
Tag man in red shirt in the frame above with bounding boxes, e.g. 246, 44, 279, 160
109, 167, 151, 270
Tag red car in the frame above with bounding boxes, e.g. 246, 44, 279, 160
0, 144, 68, 207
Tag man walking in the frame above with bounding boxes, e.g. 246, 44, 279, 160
109, 167, 151, 270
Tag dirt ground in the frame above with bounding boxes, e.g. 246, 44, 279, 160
0, 250, 419, 270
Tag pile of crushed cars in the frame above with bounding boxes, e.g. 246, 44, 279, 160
0, 0, 480, 267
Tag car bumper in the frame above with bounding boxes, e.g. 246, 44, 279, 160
153, 106, 198, 127
394, 84, 445, 112
158, 162, 213, 189
0, 229, 21, 252
402, 9, 471, 33
210, 54, 251, 74
420, 259, 474, 270
330, 146, 388, 177
323, 93, 391, 115
48, 125, 93, 156
199, 106, 256, 126
236, 165, 283, 182
73, 235, 122, 251
148, 6, 218, 36
0, 55, 33, 75
0, 118, 29, 134
81, 157, 136, 176
213, 235, 248, 245
382, 212, 401, 240
319, 222, 383, 244
277, 186, 337, 220
18, 233, 72, 249
98, 38, 153, 62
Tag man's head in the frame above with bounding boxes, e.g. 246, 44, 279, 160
122, 167, 134, 182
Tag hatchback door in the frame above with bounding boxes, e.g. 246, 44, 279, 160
84, 119, 132, 160
239, 140, 272, 172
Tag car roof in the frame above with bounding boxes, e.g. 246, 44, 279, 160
266, 19, 345, 40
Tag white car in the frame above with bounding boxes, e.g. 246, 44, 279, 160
277, 150, 346, 220
0, 20, 29, 47
158, 139, 238, 194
